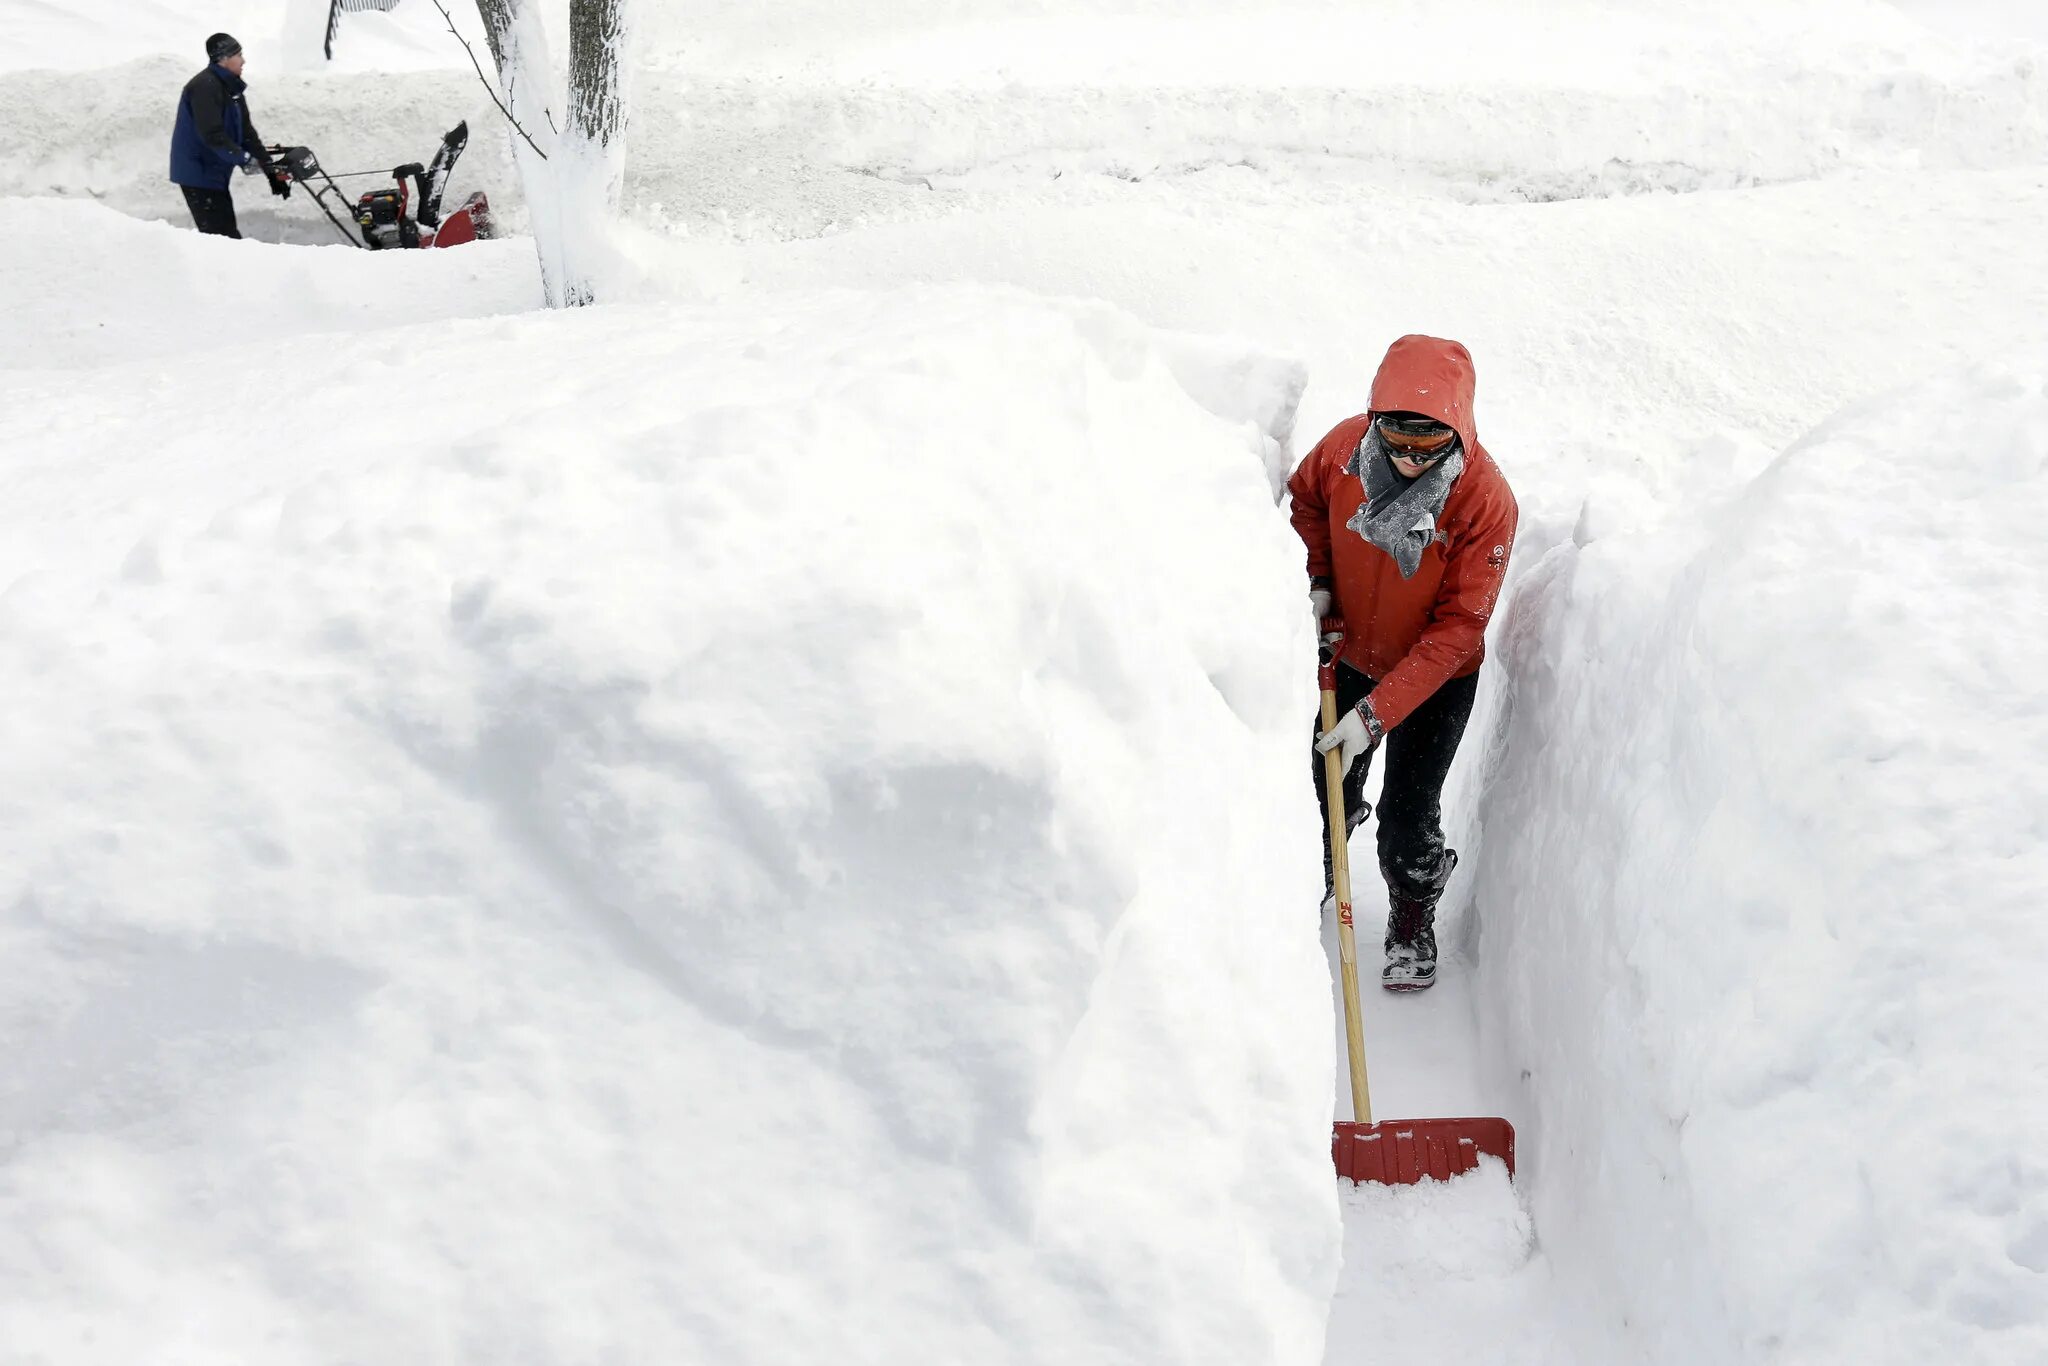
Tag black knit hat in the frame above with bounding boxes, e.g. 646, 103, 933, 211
206, 32, 242, 63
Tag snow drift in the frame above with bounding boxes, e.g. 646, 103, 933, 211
11, 2, 2048, 1361
0, 221, 1336, 1362
0, 199, 537, 369
1474, 364, 2048, 1361
11, 0, 2047, 248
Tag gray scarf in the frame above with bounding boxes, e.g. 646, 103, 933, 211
1344, 430, 1465, 579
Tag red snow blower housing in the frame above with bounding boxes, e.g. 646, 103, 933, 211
267, 121, 493, 250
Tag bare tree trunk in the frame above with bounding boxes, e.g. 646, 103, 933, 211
568, 0, 627, 151
474, 0, 513, 68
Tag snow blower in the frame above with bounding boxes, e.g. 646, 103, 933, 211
1319, 621, 1517, 1185
265, 122, 494, 251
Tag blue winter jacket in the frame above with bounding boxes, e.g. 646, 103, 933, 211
169, 65, 263, 190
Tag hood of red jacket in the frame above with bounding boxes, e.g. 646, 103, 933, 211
1367, 335, 1479, 455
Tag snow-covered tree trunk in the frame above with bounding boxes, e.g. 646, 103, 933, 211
559, 0, 630, 306
474, 0, 631, 308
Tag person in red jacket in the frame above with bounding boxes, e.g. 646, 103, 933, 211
1288, 335, 1517, 990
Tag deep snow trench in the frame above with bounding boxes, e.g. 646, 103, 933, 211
4, 2, 2047, 1363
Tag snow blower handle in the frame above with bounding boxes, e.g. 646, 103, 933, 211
1319, 618, 1374, 1126
261, 143, 368, 249
389, 159, 426, 202
267, 144, 315, 181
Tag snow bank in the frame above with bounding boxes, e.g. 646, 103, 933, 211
0, 245, 1335, 1359
1473, 363, 2048, 1360
715, 163, 2048, 489
1, 0, 489, 75
620, 3, 2048, 208
12, 0, 2046, 248
1887, 0, 2048, 45
0, 199, 538, 368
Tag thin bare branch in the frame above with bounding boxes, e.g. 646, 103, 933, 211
432, 0, 548, 160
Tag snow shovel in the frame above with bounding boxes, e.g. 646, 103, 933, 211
1319, 620, 1517, 1185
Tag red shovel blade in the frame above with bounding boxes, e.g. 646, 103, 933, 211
1333, 1117, 1517, 1185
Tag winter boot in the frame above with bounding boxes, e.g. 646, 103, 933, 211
1376, 847, 1458, 987
1381, 894, 1438, 991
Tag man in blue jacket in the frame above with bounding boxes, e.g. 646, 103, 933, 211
168, 33, 288, 238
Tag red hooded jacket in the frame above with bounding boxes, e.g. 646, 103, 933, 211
1287, 336, 1518, 732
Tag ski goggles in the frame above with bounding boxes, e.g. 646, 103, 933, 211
1374, 412, 1459, 463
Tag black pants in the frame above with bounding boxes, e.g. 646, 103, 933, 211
181, 186, 241, 239
1313, 664, 1479, 907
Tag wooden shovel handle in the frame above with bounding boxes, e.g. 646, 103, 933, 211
1320, 623, 1374, 1125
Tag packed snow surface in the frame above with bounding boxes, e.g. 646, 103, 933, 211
4, 0, 2047, 1363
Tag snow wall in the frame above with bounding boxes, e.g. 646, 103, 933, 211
0, 207, 1336, 1364
1475, 364, 2048, 1360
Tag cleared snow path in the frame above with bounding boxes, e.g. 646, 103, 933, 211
1318, 875, 1559, 1364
